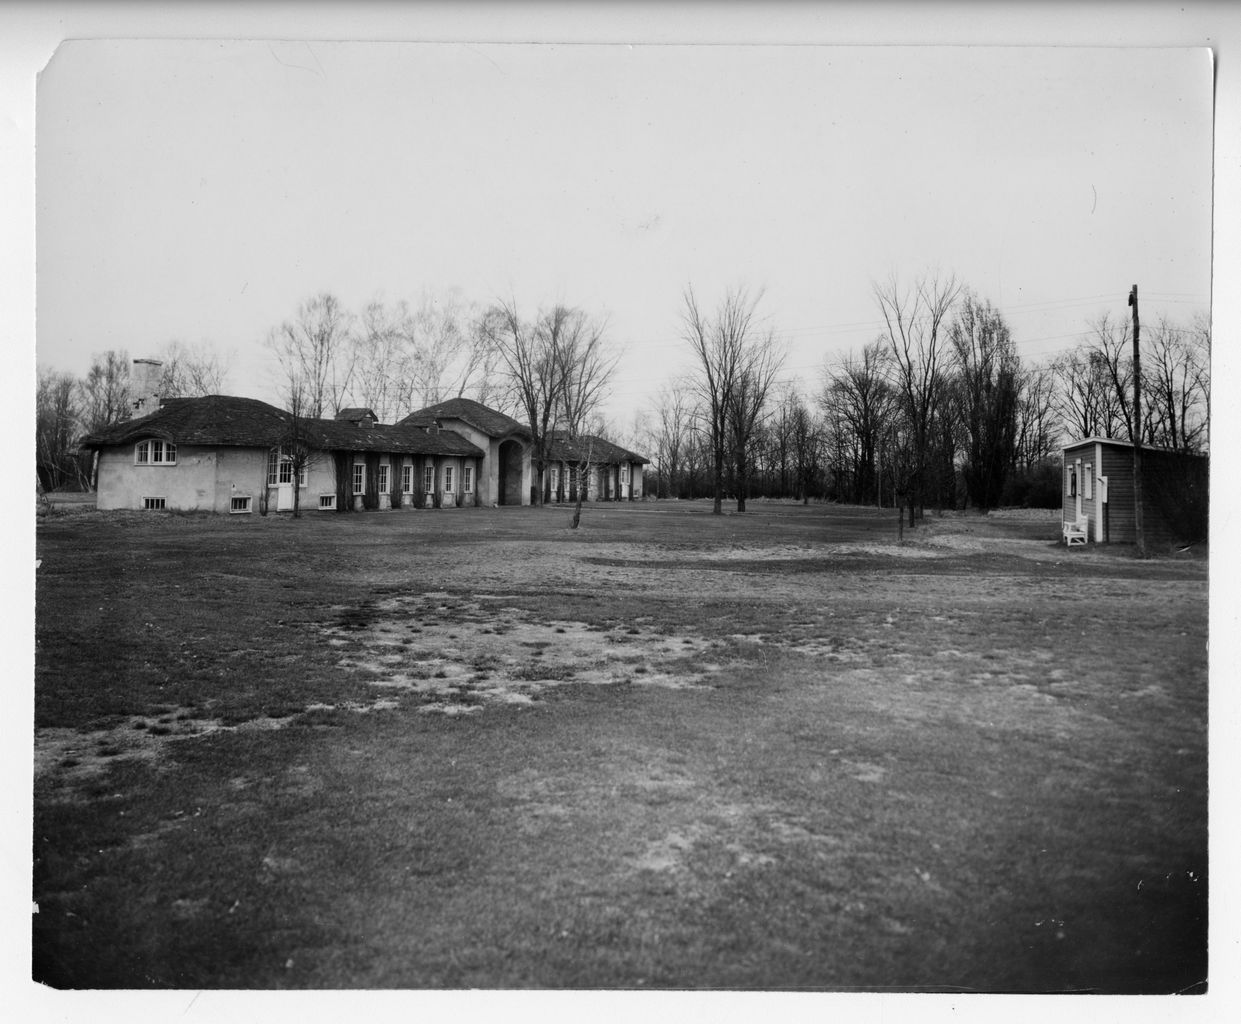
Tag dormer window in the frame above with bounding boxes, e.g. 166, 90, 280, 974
135, 440, 176, 465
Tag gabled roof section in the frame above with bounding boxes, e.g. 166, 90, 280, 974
80, 395, 290, 449
547, 432, 650, 465
399, 397, 529, 439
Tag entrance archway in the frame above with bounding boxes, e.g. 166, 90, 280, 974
498, 439, 524, 506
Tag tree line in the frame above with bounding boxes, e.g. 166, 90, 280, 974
38, 277, 1209, 524
641, 274, 1209, 522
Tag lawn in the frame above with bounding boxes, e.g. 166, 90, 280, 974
32, 499, 1208, 991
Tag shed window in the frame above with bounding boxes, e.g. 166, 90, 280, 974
1083, 464, 1093, 500
1067, 465, 1077, 498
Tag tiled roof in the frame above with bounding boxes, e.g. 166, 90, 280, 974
81, 395, 484, 458
547, 432, 649, 465
399, 397, 529, 439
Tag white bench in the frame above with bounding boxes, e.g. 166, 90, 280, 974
1062, 517, 1088, 546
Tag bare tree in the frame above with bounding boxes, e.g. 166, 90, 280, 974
949, 291, 1020, 510
36, 368, 81, 492
77, 350, 131, 434
409, 291, 501, 409
351, 299, 414, 423
156, 340, 233, 398
1051, 345, 1111, 441
266, 292, 356, 419
485, 300, 609, 507
1014, 361, 1060, 470
1143, 313, 1210, 452
682, 285, 783, 514
1083, 312, 1135, 440
650, 383, 692, 499
727, 334, 784, 512
788, 399, 822, 504
821, 339, 895, 506
555, 318, 618, 528
873, 272, 962, 524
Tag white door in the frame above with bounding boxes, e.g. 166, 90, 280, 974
277, 457, 295, 511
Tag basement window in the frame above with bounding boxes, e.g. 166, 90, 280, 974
142, 496, 166, 510
136, 440, 176, 465
319, 494, 336, 510
230, 496, 252, 514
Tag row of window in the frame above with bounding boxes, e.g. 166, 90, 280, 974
140, 443, 475, 497
352, 463, 472, 496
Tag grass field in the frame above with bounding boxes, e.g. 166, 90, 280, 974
32, 499, 1208, 991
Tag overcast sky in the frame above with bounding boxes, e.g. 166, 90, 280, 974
36, 40, 1212, 427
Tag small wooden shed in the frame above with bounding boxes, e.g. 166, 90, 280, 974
1061, 437, 1208, 546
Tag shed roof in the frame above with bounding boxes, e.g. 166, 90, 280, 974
1063, 436, 1208, 459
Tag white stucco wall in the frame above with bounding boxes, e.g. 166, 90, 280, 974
96, 444, 268, 512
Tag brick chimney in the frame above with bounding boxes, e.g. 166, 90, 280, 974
131, 358, 163, 418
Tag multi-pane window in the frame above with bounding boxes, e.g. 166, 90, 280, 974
352, 463, 365, 495
620, 463, 629, 482
268, 449, 306, 486
378, 464, 390, 493
463, 466, 473, 493
136, 440, 176, 465
402, 465, 412, 493
444, 466, 454, 491
423, 465, 434, 493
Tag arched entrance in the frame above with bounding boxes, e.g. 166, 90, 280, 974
498, 439, 524, 506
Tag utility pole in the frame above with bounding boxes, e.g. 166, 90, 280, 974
1128, 284, 1145, 557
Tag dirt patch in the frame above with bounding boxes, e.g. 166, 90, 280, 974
324, 595, 722, 713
